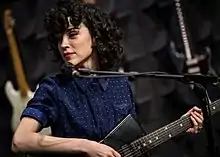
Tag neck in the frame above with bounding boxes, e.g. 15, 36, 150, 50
80, 51, 99, 70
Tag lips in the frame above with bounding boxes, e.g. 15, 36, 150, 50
63, 52, 75, 59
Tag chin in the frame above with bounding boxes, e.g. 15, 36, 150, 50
67, 60, 80, 67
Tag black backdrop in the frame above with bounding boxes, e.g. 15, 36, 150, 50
1, 0, 220, 157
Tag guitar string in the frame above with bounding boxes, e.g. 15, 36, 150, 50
118, 99, 220, 156
121, 0, 219, 154
117, 116, 190, 155
124, 118, 191, 157
123, 117, 191, 157
127, 118, 191, 157
116, 116, 191, 156
123, 128, 185, 157
210, 100, 220, 115
126, 0, 220, 154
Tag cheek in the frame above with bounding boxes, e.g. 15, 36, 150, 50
77, 37, 93, 55
84, 39, 93, 52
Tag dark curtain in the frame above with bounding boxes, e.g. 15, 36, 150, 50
98, 0, 220, 157
1, 0, 220, 157
0, 0, 59, 156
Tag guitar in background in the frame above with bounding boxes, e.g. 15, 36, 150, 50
3, 9, 50, 134
170, 0, 210, 75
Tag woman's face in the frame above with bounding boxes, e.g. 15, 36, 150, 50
58, 21, 95, 69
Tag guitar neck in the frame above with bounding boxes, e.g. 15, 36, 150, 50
132, 114, 191, 151
174, 0, 192, 60
6, 30, 30, 97
130, 99, 220, 155
210, 99, 220, 116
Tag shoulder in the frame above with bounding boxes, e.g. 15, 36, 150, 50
36, 73, 73, 93
39, 73, 71, 87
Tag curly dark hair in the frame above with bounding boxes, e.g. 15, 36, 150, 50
44, 0, 124, 70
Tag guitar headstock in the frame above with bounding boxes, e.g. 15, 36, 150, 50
3, 9, 15, 34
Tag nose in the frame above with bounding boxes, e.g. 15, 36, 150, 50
60, 34, 70, 50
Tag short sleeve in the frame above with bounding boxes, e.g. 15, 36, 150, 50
21, 77, 58, 129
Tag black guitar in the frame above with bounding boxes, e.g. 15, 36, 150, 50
26, 99, 220, 157
101, 98, 220, 157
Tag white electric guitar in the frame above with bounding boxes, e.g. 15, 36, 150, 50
174, 0, 209, 75
3, 9, 50, 134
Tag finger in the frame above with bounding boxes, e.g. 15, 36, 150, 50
182, 109, 193, 117
112, 150, 121, 157
186, 128, 195, 133
192, 107, 203, 114
183, 106, 201, 117
193, 106, 202, 111
190, 115, 198, 133
191, 112, 203, 125
192, 112, 203, 130
107, 153, 115, 157
193, 111, 204, 121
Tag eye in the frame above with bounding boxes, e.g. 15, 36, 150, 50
68, 29, 79, 39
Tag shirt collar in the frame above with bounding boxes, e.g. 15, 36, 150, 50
98, 78, 109, 91
73, 77, 109, 92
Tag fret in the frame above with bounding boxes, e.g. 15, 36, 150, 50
210, 99, 220, 116
131, 115, 191, 151
129, 99, 220, 155
120, 144, 131, 156
118, 98, 220, 157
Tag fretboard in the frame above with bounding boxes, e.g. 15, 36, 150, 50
130, 115, 191, 156
125, 98, 220, 157
210, 99, 220, 116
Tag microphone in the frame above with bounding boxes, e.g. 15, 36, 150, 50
61, 62, 79, 76
61, 62, 97, 76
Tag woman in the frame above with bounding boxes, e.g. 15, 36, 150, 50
11, 0, 203, 156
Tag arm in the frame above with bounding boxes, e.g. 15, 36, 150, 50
12, 117, 87, 154
11, 77, 87, 154
11, 77, 121, 156
12, 117, 121, 157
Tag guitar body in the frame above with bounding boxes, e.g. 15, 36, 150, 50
169, 42, 211, 75
5, 81, 51, 135
101, 114, 149, 157
183, 50, 210, 74
5, 81, 34, 130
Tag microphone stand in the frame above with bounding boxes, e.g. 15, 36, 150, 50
192, 82, 218, 157
76, 68, 219, 156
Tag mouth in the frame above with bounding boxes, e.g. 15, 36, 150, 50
63, 52, 75, 59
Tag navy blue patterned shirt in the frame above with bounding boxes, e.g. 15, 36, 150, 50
21, 73, 136, 141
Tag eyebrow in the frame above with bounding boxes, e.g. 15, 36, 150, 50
67, 27, 79, 32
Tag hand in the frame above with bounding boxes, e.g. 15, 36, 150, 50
83, 140, 121, 157
83, 0, 96, 4
182, 106, 203, 133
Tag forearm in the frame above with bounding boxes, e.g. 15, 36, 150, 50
12, 132, 87, 154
